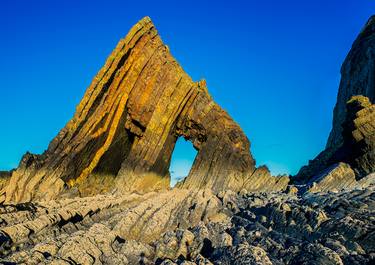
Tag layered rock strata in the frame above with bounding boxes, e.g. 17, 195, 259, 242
297, 95, 375, 182
0, 189, 228, 264
0, 14, 375, 265
0, 171, 11, 191
0, 17, 287, 203
297, 16, 375, 181
307, 162, 357, 193
327, 15, 375, 150
0, 180, 374, 264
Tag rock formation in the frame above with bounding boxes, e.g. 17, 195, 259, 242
0, 14, 375, 265
0, 171, 11, 191
0, 180, 374, 264
296, 15, 375, 182
306, 162, 357, 193
335, 96, 375, 176
0, 17, 288, 203
297, 95, 375, 183
327, 15, 375, 150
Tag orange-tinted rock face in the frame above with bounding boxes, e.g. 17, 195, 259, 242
1, 17, 288, 203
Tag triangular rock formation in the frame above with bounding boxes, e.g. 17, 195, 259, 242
1, 17, 288, 203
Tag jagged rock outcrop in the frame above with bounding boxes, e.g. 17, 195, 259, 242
297, 15, 375, 182
335, 96, 375, 176
327, 15, 375, 150
1, 180, 374, 264
0, 15, 375, 265
297, 95, 375, 182
0, 171, 11, 191
307, 163, 356, 193
0, 17, 288, 203
0, 189, 228, 264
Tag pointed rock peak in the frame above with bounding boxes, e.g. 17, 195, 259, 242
365, 14, 375, 27
357, 14, 375, 40
139, 16, 152, 23
122, 16, 156, 42
132, 16, 154, 31
1, 16, 286, 203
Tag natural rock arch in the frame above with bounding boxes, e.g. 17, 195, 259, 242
1, 17, 288, 203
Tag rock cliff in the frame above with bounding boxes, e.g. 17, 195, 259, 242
296, 15, 375, 182
0, 17, 287, 203
327, 15, 375, 150
297, 95, 375, 183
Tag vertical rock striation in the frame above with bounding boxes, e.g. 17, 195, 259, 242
1, 17, 288, 203
336, 96, 375, 177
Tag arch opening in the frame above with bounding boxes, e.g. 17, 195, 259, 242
169, 137, 198, 187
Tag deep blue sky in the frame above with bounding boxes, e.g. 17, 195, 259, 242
0, 1, 374, 180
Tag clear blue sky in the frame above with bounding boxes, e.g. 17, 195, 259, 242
0, 1, 374, 180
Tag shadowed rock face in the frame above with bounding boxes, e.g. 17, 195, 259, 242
1, 17, 288, 203
296, 15, 375, 182
297, 95, 375, 182
327, 15, 375, 151
0, 171, 11, 191
336, 96, 375, 177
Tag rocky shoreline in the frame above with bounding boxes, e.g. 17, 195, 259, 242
0, 178, 374, 264
0, 14, 374, 265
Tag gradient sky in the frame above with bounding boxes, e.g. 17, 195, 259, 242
1, 1, 374, 183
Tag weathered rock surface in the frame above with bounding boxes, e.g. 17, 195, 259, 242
0, 171, 11, 191
297, 95, 375, 182
0, 189, 226, 263
1, 13, 375, 265
327, 15, 375, 151
297, 15, 375, 182
0, 16, 288, 203
338, 96, 375, 177
307, 163, 357, 193
0, 182, 374, 264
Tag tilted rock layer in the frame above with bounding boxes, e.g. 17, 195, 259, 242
297, 95, 375, 182
1, 17, 287, 203
0, 182, 374, 264
0, 14, 375, 265
336, 96, 375, 176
